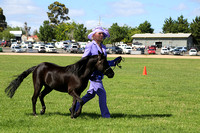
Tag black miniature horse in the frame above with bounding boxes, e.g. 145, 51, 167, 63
5, 52, 114, 118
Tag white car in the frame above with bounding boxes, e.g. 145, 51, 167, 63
67, 45, 78, 53
34, 45, 46, 53
11, 46, 23, 53
132, 43, 145, 49
160, 47, 169, 55
21, 45, 28, 52
189, 49, 198, 56
117, 44, 127, 52
124, 46, 132, 54
45, 45, 57, 53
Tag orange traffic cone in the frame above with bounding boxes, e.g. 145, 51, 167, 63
143, 66, 147, 75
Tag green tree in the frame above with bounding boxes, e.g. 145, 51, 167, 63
0, 25, 19, 40
54, 22, 74, 41
47, 1, 70, 26
162, 17, 176, 33
162, 15, 190, 33
175, 15, 190, 33
33, 29, 39, 36
38, 21, 55, 42
121, 25, 142, 43
120, 25, 130, 43
190, 16, 200, 45
73, 23, 87, 42
0, 7, 7, 32
138, 21, 154, 33
107, 23, 127, 44
0, 27, 15, 40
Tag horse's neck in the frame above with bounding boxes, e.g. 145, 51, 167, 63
79, 57, 96, 80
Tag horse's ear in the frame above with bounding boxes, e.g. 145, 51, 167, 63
98, 50, 101, 55
101, 51, 104, 56
98, 50, 104, 56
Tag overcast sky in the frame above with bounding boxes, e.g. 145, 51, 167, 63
1, 0, 200, 33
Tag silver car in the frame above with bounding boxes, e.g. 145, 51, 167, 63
173, 49, 181, 55
67, 45, 78, 53
11, 46, 23, 53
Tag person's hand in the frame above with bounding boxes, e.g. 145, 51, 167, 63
114, 56, 123, 68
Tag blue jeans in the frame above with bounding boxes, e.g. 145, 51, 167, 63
75, 88, 110, 118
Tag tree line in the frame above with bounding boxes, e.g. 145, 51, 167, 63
1, 1, 200, 46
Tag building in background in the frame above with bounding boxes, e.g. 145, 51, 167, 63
10, 31, 22, 42
132, 33, 193, 49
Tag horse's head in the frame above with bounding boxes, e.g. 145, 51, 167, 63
95, 51, 114, 78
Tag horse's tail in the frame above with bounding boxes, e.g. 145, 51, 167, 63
5, 66, 37, 98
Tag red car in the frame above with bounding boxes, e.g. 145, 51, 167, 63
148, 48, 156, 54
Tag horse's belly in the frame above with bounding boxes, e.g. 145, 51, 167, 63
53, 86, 68, 93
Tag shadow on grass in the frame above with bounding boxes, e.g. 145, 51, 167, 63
25, 112, 172, 119
25, 112, 101, 119
111, 113, 172, 119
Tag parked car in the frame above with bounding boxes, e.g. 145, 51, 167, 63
189, 49, 198, 56
132, 42, 145, 49
33, 42, 45, 47
160, 47, 169, 55
173, 49, 181, 55
46, 42, 55, 47
148, 48, 156, 54
21, 45, 28, 52
45, 45, 57, 53
136, 48, 145, 54
169, 46, 175, 52
148, 45, 157, 50
67, 45, 78, 53
107, 46, 123, 54
175, 46, 187, 52
63, 45, 69, 51
106, 47, 111, 54
55, 41, 70, 48
77, 47, 85, 53
34, 45, 46, 53
21, 41, 33, 49
124, 46, 132, 54
117, 43, 127, 53
11, 46, 23, 53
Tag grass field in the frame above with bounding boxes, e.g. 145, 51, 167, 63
0, 55, 200, 133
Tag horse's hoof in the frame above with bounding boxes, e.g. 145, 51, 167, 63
73, 113, 79, 118
40, 110, 45, 115
33, 113, 38, 117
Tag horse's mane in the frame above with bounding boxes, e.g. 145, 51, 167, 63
65, 55, 98, 75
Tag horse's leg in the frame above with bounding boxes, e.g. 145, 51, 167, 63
32, 81, 43, 116
39, 85, 53, 115
69, 90, 84, 118
70, 97, 77, 118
